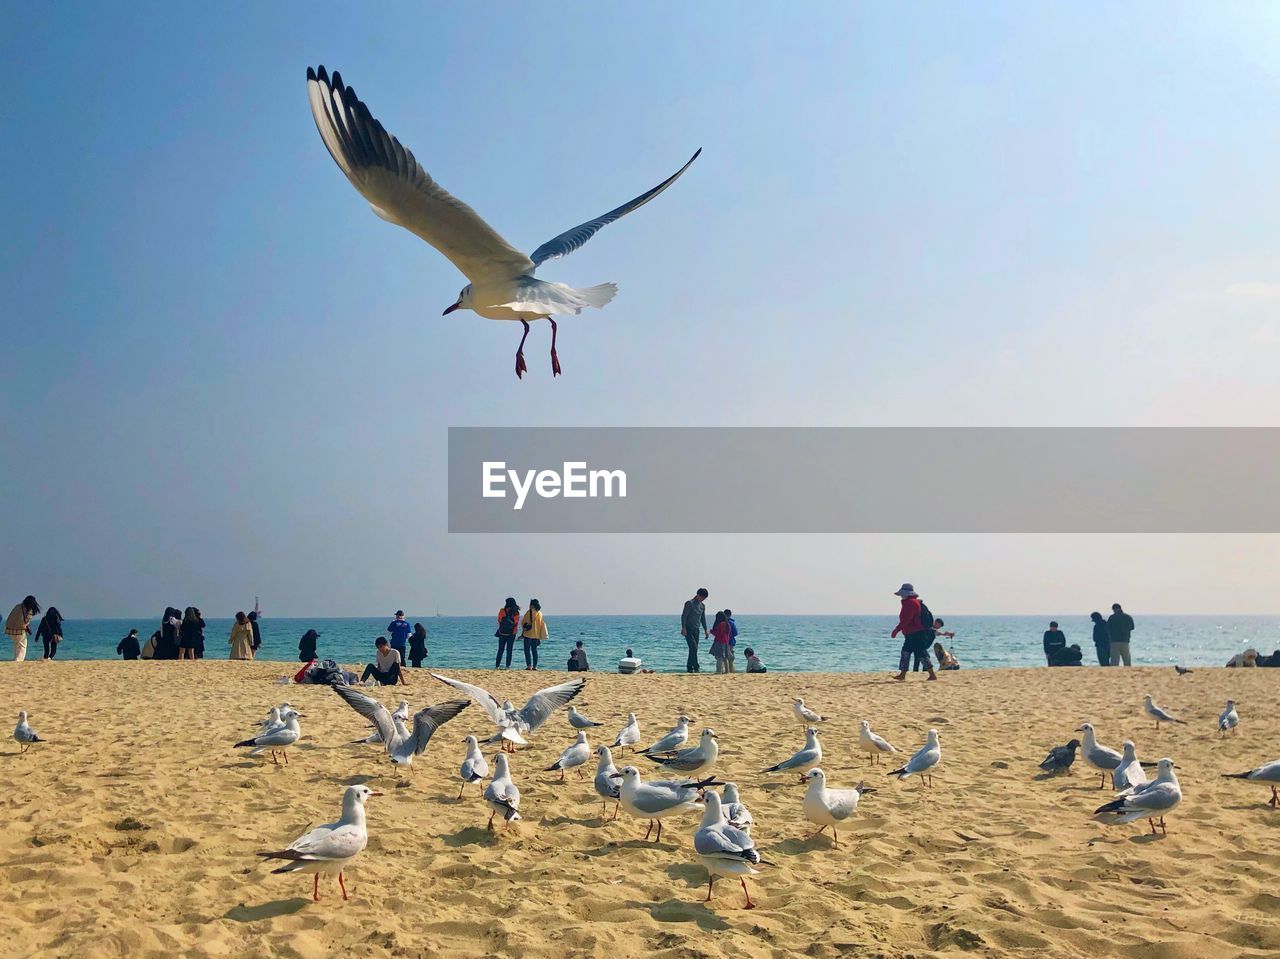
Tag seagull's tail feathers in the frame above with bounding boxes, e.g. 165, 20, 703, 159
234, 738, 258, 749
573, 283, 617, 309
1222, 771, 1253, 780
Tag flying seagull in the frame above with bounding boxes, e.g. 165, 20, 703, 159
430, 673, 585, 750
305, 66, 700, 379
330, 686, 469, 774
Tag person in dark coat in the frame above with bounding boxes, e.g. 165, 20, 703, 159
408, 623, 428, 668
298, 628, 319, 662
35, 607, 65, 659
157, 607, 181, 660
248, 610, 262, 654
1089, 611, 1110, 666
117, 629, 141, 660
1042, 622, 1066, 666
179, 607, 205, 660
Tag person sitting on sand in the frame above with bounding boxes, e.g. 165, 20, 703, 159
932, 641, 960, 670
1049, 643, 1084, 667
567, 640, 590, 672
361, 637, 407, 686
744, 647, 766, 673
141, 630, 159, 659
1225, 648, 1260, 668
619, 647, 642, 674
116, 628, 141, 661
298, 628, 319, 662
229, 611, 255, 660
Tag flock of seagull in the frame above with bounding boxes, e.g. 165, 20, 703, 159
11, 676, 1279, 909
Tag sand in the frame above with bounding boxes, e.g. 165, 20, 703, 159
0, 660, 1277, 959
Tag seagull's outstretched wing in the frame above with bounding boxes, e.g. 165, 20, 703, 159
518, 678, 586, 732
530, 149, 701, 267
429, 673, 506, 725
410, 701, 470, 755
306, 66, 534, 284
331, 685, 395, 745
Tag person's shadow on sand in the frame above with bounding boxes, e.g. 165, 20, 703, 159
224, 899, 310, 922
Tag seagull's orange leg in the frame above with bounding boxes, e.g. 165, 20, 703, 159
339, 871, 349, 901
740, 878, 756, 909
312, 874, 320, 902
704, 876, 714, 902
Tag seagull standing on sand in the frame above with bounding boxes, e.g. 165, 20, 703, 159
720, 783, 753, 832
567, 706, 604, 730
305, 66, 701, 379
1218, 700, 1239, 736
235, 711, 302, 765
430, 673, 585, 751
1112, 741, 1150, 792
1094, 757, 1182, 835
762, 727, 822, 781
13, 711, 44, 754
612, 713, 642, 753
457, 735, 489, 799
694, 792, 765, 909
1075, 723, 1124, 789
640, 716, 692, 757
1038, 739, 1080, 775
593, 745, 621, 821
612, 766, 718, 843
546, 730, 592, 782
887, 729, 941, 786
1144, 695, 1185, 729
792, 698, 826, 726
484, 753, 522, 829
858, 720, 897, 765
258, 785, 379, 902
330, 686, 469, 775
1222, 758, 1280, 808
644, 728, 719, 778
801, 769, 872, 847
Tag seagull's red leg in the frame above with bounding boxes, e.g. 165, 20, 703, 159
741, 878, 756, 909
704, 876, 714, 902
832, 828, 839, 848
549, 317, 561, 376
643, 820, 654, 841
611, 801, 619, 822
515, 320, 530, 379
487, 811, 496, 830
312, 874, 320, 902
339, 870, 349, 901
1271, 786, 1278, 808
656, 819, 663, 843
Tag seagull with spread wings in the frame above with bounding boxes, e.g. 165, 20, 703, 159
305, 66, 700, 378
330, 686, 468, 775
430, 672, 585, 751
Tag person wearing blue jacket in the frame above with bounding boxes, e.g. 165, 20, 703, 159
386, 610, 412, 665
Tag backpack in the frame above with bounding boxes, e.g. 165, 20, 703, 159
916, 601, 937, 638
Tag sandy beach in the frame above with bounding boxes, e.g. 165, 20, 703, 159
1, 661, 1277, 959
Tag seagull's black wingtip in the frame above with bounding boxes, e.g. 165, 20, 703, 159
306, 66, 316, 81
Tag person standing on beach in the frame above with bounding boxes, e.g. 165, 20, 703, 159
709, 611, 732, 673
1042, 622, 1066, 666
178, 607, 205, 660
409, 622, 429, 668
891, 583, 937, 681
387, 611, 412, 666
298, 628, 320, 662
248, 610, 262, 655
495, 598, 520, 669
35, 606, 64, 659
117, 628, 141, 660
1090, 611, 1110, 666
681, 588, 709, 673
521, 599, 547, 671
724, 608, 739, 673
1107, 603, 1135, 666
5, 596, 40, 662
229, 611, 255, 660
156, 607, 180, 660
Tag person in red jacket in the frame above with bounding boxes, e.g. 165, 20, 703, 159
890, 583, 937, 682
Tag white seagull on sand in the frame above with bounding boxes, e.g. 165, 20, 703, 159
612, 765, 718, 843
567, 706, 604, 730
694, 791, 766, 909
484, 753, 522, 829
430, 673, 585, 751
594, 745, 622, 821
546, 730, 592, 782
792, 698, 826, 726
612, 713, 642, 752
720, 782, 753, 832
1218, 700, 1240, 736
887, 729, 942, 786
1143, 695, 1185, 729
457, 734, 489, 799
1075, 723, 1124, 789
762, 727, 822, 780
1222, 758, 1280, 808
801, 768, 872, 847
1112, 740, 1150, 792
235, 711, 302, 765
258, 785, 379, 901
1094, 757, 1182, 835
640, 715, 692, 757
858, 720, 897, 765
305, 66, 700, 379
330, 686, 469, 774
643, 728, 719, 778
13, 711, 45, 754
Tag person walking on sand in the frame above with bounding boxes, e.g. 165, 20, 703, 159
1107, 603, 1135, 666
229, 611, 255, 660
35, 606, 64, 660
495, 598, 520, 670
409, 622, 429, 668
5, 596, 40, 662
1042, 621, 1066, 667
709, 611, 732, 674
681, 588, 709, 673
1090, 611, 1110, 666
386, 610, 412, 666
117, 628, 141, 661
891, 584, 937, 682
521, 599, 547, 671
362, 637, 408, 685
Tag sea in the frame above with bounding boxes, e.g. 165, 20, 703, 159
35, 615, 1280, 672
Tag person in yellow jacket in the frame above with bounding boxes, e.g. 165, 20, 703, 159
521, 598, 548, 671
229, 611, 255, 660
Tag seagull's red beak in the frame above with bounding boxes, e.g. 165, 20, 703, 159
442, 302, 460, 315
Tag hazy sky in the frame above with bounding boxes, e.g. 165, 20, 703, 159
3, 2, 1279, 616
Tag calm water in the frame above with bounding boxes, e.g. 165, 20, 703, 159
34, 614, 1280, 672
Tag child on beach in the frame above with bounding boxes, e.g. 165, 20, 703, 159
567, 640, 590, 671
116, 629, 141, 660
932, 641, 960, 670
709, 611, 732, 673
913, 618, 954, 671
744, 647, 766, 672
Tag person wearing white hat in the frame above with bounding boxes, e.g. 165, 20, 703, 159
890, 584, 936, 682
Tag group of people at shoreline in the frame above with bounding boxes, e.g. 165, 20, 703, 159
1042, 604, 1135, 667
680, 588, 766, 674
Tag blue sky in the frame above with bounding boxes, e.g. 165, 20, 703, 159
2, 2, 1279, 616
